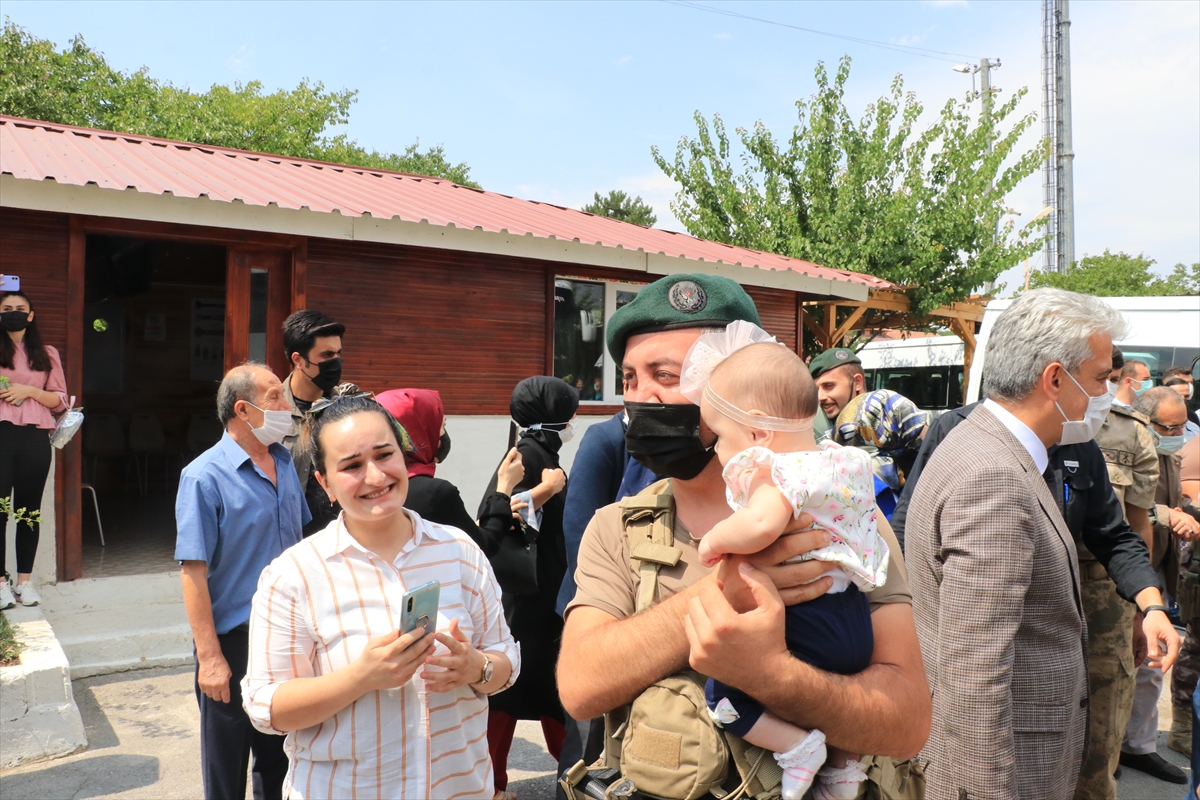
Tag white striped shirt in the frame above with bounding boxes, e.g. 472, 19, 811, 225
242, 511, 519, 800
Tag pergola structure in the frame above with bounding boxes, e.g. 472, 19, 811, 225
801, 289, 991, 392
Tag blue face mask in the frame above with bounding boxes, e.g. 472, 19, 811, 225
1134, 379, 1155, 396
1152, 429, 1186, 456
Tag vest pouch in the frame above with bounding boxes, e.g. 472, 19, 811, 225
1181, 570, 1200, 622
621, 671, 728, 800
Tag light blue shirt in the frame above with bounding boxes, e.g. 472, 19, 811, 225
175, 432, 310, 634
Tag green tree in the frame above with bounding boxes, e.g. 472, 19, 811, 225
1028, 250, 1200, 296
652, 56, 1049, 315
582, 190, 658, 227
0, 20, 478, 187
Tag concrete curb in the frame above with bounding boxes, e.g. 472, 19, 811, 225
0, 605, 88, 769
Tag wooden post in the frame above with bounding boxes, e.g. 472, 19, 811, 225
544, 269, 556, 376
224, 250, 251, 371
61, 217, 85, 582
794, 293, 805, 359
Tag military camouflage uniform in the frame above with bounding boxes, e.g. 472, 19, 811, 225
1164, 452, 1200, 753
1074, 405, 1159, 800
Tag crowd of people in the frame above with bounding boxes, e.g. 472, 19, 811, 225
5, 275, 1200, 800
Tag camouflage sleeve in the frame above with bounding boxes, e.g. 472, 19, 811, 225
1124, 424, 1161, 510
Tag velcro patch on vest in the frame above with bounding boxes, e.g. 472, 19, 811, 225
626, 723, 682, 770
1100, 447, 1135, 467
631, 542, 682, 567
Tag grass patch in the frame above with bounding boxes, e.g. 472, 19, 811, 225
0, 611, 23, 666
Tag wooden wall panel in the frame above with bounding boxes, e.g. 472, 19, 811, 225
0, 209, 70, 353
306, 240, 548, 416
745, 284, 799, 352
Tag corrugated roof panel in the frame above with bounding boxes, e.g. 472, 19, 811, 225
0, 115, 892, 291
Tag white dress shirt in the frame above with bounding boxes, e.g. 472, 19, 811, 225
242, 510, 519, 800
983, 399, 1050, 474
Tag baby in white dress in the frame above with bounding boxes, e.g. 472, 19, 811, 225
682, 326, 889, 800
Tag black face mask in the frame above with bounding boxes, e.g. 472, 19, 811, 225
0, 311, 30, 332
306, 357, 343, 393
436, 431, 452, 463
624, 401, 716, 480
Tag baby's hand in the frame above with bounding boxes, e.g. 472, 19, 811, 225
699, 538, 723, 569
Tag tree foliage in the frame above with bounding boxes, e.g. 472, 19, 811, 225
0, 20, 478, 186
582, 190, 658, 227
652, 56, 1049, 315
1028, 250, 1200, 296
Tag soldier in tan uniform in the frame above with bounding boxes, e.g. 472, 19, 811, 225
1070, 352, 1163, 794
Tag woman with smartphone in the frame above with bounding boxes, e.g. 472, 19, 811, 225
0, 290, 68, 610
241, 395, 519, 799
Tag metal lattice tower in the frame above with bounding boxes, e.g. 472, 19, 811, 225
1042, 0, 1075, 274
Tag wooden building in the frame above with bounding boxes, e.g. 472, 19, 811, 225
0, 115, 887, 583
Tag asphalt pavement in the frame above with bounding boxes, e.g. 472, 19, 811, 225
0, 664, 1189, 799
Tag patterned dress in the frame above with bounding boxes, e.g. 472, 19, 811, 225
722, 441, 889, 591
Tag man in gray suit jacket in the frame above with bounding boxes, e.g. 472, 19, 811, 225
907, 288, 1179, 800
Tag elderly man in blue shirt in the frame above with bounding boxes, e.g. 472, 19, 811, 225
176, 363, 309, 800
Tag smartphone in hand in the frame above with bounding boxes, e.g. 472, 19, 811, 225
399, 581, 440, 644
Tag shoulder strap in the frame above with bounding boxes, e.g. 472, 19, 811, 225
620, 480, 682, 613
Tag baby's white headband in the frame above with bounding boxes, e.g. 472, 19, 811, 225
681, 320, 814, 432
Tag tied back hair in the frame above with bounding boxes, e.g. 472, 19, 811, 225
982, 288, 1129, 403
0, 291, 52, 373
303, 394, 415, 478
708, 342, 818, 420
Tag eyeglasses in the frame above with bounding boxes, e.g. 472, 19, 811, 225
1151, 420, 1186, 436
309, 392, 375, 418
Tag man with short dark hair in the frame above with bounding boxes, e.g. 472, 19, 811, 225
176, 363, 308, 800
280, 309, 357, 534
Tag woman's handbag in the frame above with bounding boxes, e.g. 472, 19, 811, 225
490, 518, 539, 596
50, 396, 84, 450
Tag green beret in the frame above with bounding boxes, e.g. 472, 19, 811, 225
809, 347, 861, 379
606, 273, 761, 365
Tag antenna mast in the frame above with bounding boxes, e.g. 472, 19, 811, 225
1042, 0, 1075, 273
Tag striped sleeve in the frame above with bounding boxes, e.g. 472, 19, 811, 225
242, 553, 316, 734
463, 542, 520, 693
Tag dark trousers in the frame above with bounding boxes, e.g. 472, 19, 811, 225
556, 712, 606, 799
0, 421, 51, 576
194, 627, 289, 800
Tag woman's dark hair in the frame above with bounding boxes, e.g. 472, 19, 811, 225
0, 291, 52, 373
304, 394, 414, 477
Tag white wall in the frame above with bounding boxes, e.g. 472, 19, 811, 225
4, 449, 56, 586
437, 414, 613, 509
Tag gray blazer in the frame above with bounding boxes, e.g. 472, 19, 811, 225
907, 404, 1088, 800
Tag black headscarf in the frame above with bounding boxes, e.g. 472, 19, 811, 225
511, 376, 580, 454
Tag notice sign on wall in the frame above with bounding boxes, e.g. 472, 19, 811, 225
191, 298, 225, 381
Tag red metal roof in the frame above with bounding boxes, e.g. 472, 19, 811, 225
0, 115, 890, 292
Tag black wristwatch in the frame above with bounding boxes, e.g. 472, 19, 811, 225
1140, 604, 1171, 617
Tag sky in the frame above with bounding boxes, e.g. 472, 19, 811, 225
4, 0, 1198, 292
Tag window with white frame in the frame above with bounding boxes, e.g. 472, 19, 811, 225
553, 277, 643, 404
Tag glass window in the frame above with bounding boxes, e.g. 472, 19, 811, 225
249, 269, 268, 364
553, 278, 644, 403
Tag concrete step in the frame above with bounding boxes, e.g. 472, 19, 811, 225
39, 571, 193, 679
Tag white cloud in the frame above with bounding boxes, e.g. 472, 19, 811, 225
227, 45, 254, 72
616, 55, 633, 67
889, 34, 923, 47
922, 0, 967, 7
713, 32, 732, 40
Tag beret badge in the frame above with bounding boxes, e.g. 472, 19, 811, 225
668, 280, 708, 314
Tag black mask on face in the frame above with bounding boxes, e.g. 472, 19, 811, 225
436, 431, 452, 463
624, 401, 716, 480
306, 357, 343, 394
0, 311, 30, 332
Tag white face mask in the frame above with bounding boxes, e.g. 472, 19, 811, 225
558, 419, 577, 444
246, 402, 293, 446
1107, 380, 1119, 396
1056, 370, 1114, 446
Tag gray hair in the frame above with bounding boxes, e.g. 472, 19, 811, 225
1133, 386, 1186, 422
216, 362, 268, 427
982, 289, 1129, 402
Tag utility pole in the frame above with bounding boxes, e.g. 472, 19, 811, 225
979, 57, 997, 293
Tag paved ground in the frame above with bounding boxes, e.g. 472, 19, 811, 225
0, 664, 1189, 799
